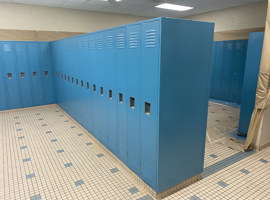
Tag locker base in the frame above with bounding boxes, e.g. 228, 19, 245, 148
57, 105, 202, 199
154, 174, 201, 200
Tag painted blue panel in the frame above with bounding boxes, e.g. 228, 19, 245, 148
14, 42, 33, 107
238, 32, 264, 134
0, 49, 8, 111
39, 42, 55, 104
0, 41, 21, 109
158, 18, 214, 192
140, 20, 160, 189
115, 27, 128, 163
209, 40, 248, 104
27, 42, 44, 106
105, 29, 117, 154
127, 23, 141, 174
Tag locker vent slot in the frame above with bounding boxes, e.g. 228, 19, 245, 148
33, 72, 37, 78
44, 71, 48, 77
130, 153, 138, 169
84, 39, 88, 49
145, 102, 151, 115
7, 73, 12, 79
93, 84, 96, 92
100, 87, 103, 96
117, 34, 124, 49
109, 90, 112, 99
143, 164, 154, 182
68, 39, 72, 49
78, 39, 82, 49
130, 97, 135, 109
107, 36, 113, 49
72, 77, 74, 84
90, 38, 95, 49
68, 76, 70, 82
87, 82, 89, 90
145, 29, 156, 48
129, 32, 138, 49
58, 73, 60, 78
65, 75, 66, 81
119, 144, 127, 158
81, 80, 83, 88
119, 93, 123, 103
55, 72, 57, 77
76, 79, 78, 86
72, 40, 76, 49
21, 72, 25, 78
97, 38, 103, 49
61, 73, 63, 79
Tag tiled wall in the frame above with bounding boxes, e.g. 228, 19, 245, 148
0, 41, 55, 111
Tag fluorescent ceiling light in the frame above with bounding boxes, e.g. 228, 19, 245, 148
155, 3, 193, 11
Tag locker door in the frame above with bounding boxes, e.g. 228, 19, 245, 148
140, 21, 160, 188
96, 31, 107, 145
1, 42, 21, 109
14, 42, 33, 108
0, 49, 8, 111
116, 27, 128, 163
39, 42, 55, 104
127, 24, 141, 174
89, 33, 97, 136
105, 29, 117, 154
27, 42, 44, 106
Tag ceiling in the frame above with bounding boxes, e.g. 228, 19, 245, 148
0, 0, 266, 17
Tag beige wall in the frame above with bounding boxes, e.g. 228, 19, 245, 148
0, 2, 148, 33
0, 1, 267, 33
185, 1, 267, 32
0, 1, 267, 41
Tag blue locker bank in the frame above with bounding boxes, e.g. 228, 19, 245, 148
51, 17, 214, 193
1, 17, 214, 195
238, 32, 264, 135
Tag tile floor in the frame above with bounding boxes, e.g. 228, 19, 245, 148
0, 103, 269, 200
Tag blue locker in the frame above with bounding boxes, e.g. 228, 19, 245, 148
27, 42, 44, 106
1, 42, 21, 109
105, 29, 117, 154
14, 42, 33, 108
116, 27, 128, 163
0, 50, 8, 111
238, 32, 264, 134
140, 20, 160, 188
89, 33, 97, 136
127, 23, 141, 174
39, 42, 55, 104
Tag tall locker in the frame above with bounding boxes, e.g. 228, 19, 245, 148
116, 27, 128, 163
27, 42, 44, 106
0, 50, 8, 111
105, 29, 117, 154
89, 33, 97, 136
127, 24, 141, 174
140, 20, 160, 188
39, 42, 55, 105
1, 42, 21, 109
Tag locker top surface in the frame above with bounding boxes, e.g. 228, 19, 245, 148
52, 17, 214, 42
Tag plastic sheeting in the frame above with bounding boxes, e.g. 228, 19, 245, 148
245, 0, 270, 150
